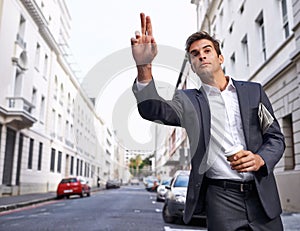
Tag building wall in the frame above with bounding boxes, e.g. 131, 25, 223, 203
0, 0, 119, 196
190, 0, 300, 212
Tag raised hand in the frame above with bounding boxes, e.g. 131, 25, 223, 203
131, 13, 158, 69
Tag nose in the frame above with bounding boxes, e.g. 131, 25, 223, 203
198, 52, 206, 62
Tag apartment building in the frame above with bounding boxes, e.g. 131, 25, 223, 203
182, 0, 300, 212
0, 0, 116, 196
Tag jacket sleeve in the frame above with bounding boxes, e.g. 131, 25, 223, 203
132, 79, 183, 127
256, 85, 285, 176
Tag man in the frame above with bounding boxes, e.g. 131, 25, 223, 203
131, 13, 285, 230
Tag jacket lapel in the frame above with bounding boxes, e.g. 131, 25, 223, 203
196, 87, 210, 148
233, 80, 250, 149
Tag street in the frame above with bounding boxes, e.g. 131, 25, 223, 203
0, 185, 206, 231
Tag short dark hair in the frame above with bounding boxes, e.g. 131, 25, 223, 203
185, 31, 222, 58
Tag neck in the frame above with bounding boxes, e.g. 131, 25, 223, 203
201, 73, 228, 91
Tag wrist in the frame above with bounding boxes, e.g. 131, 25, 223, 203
137, 64, 152, 82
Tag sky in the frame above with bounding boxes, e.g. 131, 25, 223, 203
65, 0, 197, 148
66, 0, 197, 77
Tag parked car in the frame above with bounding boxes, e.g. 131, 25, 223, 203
156, 178, 172, 202
106, 179, 121, 189
57, 177, 91, 199
130, 177, 140, 185
162, 170, 205, 224
144, 176, 159, 192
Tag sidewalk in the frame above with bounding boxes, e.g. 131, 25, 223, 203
0, 187, 102, 213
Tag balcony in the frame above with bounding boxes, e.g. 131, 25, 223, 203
0, 97, 37, 129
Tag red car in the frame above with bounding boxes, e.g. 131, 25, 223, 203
56, 177, 91, 199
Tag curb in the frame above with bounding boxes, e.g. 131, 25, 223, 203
0, 187, 104, 213
0, 196, 56, 213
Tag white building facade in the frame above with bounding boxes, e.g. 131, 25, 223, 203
187, 0, 300, 212
0, 0, 119, 196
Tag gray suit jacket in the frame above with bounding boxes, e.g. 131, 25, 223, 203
132, 78, 285, 224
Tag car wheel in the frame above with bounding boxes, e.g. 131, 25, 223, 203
162, 203, 176, 224
80, 189, 84, 198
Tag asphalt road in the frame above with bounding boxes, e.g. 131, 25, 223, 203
0, 185, 206, 231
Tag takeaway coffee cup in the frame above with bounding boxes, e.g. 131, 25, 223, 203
224, 144, 243, 157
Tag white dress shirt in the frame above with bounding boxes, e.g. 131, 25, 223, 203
203, 77, 253, 181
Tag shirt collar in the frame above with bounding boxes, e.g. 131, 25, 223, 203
202, 76, 236, 95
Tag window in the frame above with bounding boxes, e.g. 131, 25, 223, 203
80, 160, 83, 176
282, 114, 295, 170
50, 148, 55, 172
256, 11, 266, 61
57, 151, 62, 173
59, 84, 64, 106
39, 96, 45, 122
58, 114, 62, 141
67, 93, 71, 113
18, 15, 26, 37
17, 15, 26, 49
85, 163, 88, 177
31, 88, 37, 114
37, 142, 43, 170
43, 54, 48, 77
230, 52, 235, 63
70, 156, 74, 175
239, 3, 244, 14
241, 34, 249, 67
65, 120, 69, 140
76, 158, 79, 176
281, 0, 290, 38
229, 23, 233, 34
91, 165, 95, 178
35, 43, 41, 69
14, 69, 23, 96
54, 76, 58, 100
28, 138, 34, 169
51, 109, 56, 137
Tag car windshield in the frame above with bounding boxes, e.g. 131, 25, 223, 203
161, 179, 171, 185
173, 175, 189, 187
61, 178, 77, 183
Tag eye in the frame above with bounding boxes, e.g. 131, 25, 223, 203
190, 50, 199, 58
204, 49, 211, 53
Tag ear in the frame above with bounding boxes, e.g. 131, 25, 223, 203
219, 54, 224, 64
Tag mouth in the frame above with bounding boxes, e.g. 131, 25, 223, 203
200, 63, 210, 68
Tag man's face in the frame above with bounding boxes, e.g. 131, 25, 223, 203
188, 39, 224, 83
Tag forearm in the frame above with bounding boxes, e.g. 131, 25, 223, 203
132, 80, 182, 126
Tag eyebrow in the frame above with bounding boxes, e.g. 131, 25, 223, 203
189, 44, 213, 53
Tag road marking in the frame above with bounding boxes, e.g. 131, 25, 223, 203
164, 226, 206, 231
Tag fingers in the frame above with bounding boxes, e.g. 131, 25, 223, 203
130, 37, 138, 46
140, 12, 146, 35
140, 13, 153, 36
229, 152, 264, 172
146, 16, 153, 36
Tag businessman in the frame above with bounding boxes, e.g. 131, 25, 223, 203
131, 13, 285, 230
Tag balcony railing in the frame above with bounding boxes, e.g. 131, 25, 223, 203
7, 96, 34, 114
1, 97, 37, 129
